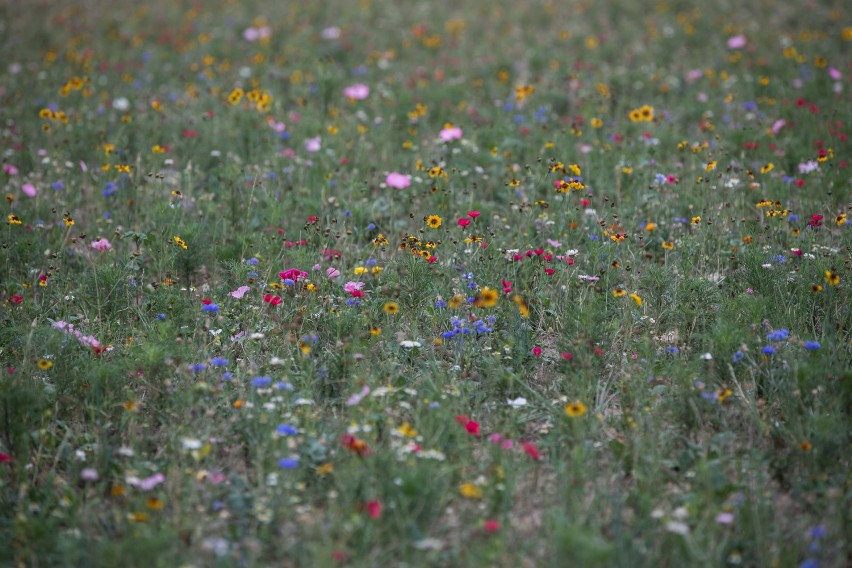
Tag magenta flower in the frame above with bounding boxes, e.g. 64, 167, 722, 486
386, 172, 411, 189
439, 126, 463, 142
326, 267, 341, 279
91, 238, 112, 251
279, 268, 308, 282
727, 35, 747, 49
342, 83, 370, 100
343, 281, 364, 293
305, 137, 321, 153
22, 183, 37, 197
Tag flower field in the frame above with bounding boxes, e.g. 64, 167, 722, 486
0, 0, 850, 565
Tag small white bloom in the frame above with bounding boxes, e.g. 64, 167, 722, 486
507, 397, 527, 408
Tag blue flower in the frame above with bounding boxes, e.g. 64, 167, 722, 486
274, 381, 294, 391
731, 351, 744, 363
434, 300, 447, 308
276, 424, 299, 436
252, 376, 272, 387
278, 457, 299, 469
156, 313, 166, 320
190, 363, 206, 372
804, 341, 820, 351
51, 181, 65, 190
210, 357, 228, 366
221, 372, 233, 381
283, 278, 295, 286
202, 304, 219, 313
245, 257, 259, 265
761, 345, 776, 355
666, 346, 680, 353
766, 329, 789, 342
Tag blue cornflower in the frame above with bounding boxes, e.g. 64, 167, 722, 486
276, 424, 299, 436
245, 258, 259, 265
157, 313, 166, 321
283, 278, 295, 286
278, 457, 299, 469
766, 329, 789, 341
434, 300, 447, 308
190, 363, 206, 372
252, 376, 272, 387
210, 357, 228, 366
761, 345, 776, 355
804, 341, 820, 351
666, 346, 680, 353
221, 372, 233, 381
202, 304, 219, 313
731, 351, 744, 363
274, 381, 294, 391
52, 181, 65, 190
441, 330, 457, 339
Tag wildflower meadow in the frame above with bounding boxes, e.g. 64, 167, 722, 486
1, 0, 850, 566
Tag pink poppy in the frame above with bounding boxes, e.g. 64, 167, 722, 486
279, 268, 308, 282
342, 83, 369, 100
228, 285, 251, 299
91, 238, 112, 251
386, 172, 411, 189
22, 183, 37, 197
439, 126, 462, 142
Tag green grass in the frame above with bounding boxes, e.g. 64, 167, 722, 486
1, 0, 850, 566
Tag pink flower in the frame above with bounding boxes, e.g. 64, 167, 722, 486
305, 136, 321, 153
483, 519, 501, 533
3, 164, 18, 175
21, 183, 37, 197
727, 35, 747, 49
228, 285, 251, 299
560, 352, 573, 361
279, 268, 308, 282
365, 500, 382, 519
10, 295, 23, 305
386, 172, 411, 189
342, 83, 370, 100
326, 267, 341, 279
346, 386, 370, 406
532, 347, 542, 356
467, 210, 480, 218
133, 472, 165, 491
521, 441, 542, 461
264, 294, 282, 306
343, 281, 364, 293
458, 218, 471, 227
80, 468, 99, 481
829, 67, 842, 81
439, 126, 462, 142
91, 238, 112, 251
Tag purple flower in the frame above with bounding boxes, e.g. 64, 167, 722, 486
278, 457, 299, 469
276, 424, 299, 436
252, 376, 272, 387
804, 341, 820, 351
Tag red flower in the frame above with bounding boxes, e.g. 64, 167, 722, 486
426, 255, 438, 263
580, 198, 591, 207
264, 294, 282, 306
201, 298, 213, 305
532, 347, 542, 356
808, 214, 823, 228
483, 519, 501, 533
465, 420, 480, 436
9, 295, 23, 305
365, 500, 382, 519
560, 352, 574, 361
279, 268, 308, 281
544, 268, 555, 275
182, 128, 197, 138
458, 218, 471, 227
521, 441, 542, 461
342, 434, 371, 456
501, 279, 512, 294
0, 452, 12, 463
467, 210, 480, 218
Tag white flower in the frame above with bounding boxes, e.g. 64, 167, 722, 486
113, 97, 130, 111
399, 340, 422, 348
700, 352, 713, 361
507, 397, 527, 408
181, 437, 202, 450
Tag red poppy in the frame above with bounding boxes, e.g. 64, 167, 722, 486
521, 441, 541, 461
264, 294, 282, 306
365, 500, 382, 519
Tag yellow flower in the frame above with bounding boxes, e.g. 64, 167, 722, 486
426, 215, 443, 229
825, 271, 840, 286
228, 88, 244, 105
512, 295, 530, 318
760, 163, 774, 174
459, 482, 483, 499
447, 294, 465, 309
316, 463, 334, 476
146, 498, 164, 510
705, 161, 717, 172
835, 213, 847, 226
353, 266, 368, 275
38, 359, 53, 370
628, 293, 643, 306
383, 302, 399, 315
691, 216, 701, 225
173, 236, 188, 250
396, 422, 417, 437
8, 214, 22, 225
645, 222, 657, 232
473, 287, 499, 308
564, 401, 587, 417
612, 288, 626, 298
662, 241, 674, 250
